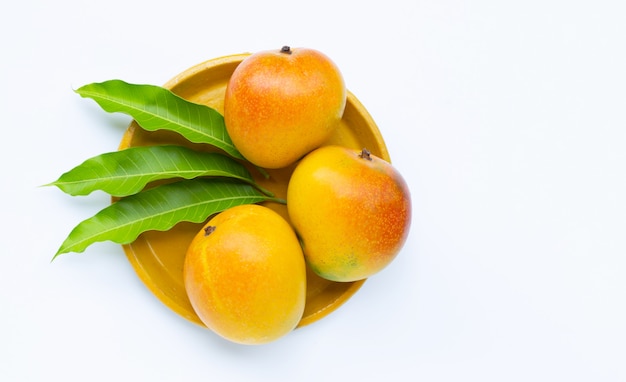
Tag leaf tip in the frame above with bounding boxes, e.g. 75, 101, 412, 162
51, 247, 67, 262
39, 181, 56, 189
74, 83, 89, 97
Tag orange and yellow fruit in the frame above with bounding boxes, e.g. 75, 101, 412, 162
183, 204, 306, 345
287, 145, 411, 282
224, 46, 346, 169
183, 47, 411, 344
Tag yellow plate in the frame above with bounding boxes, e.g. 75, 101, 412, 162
117, 53, 390, 328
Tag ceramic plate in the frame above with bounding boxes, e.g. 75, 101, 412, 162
117, 53, 390, 328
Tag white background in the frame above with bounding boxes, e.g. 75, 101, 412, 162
2, 0, 625, 381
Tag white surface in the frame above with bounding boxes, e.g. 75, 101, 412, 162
2, 0, 625, 381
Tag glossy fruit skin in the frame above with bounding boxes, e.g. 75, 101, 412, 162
224, 46, 346, 169
183, 204, 306, 345
287, 146, 411, 282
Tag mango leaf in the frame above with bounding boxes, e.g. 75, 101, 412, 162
75, 80, 244, 160
54, 178, 284, 258
46, 145, 269, 197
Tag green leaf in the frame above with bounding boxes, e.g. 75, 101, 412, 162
54, 178, 285, 258
75, 80, 244, 160
46, 145, 267, 197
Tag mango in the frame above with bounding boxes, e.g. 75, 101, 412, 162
224, 46, 346, 169
183, 204, 306, 344
287, 145, 411, 282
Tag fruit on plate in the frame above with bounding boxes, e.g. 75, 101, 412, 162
53, 46, 409, 344
183, 204, 307, 345
287, 145, 411, 282
224, 46, 346, 169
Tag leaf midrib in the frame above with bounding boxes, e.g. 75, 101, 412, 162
79, 89, 231, 147
66, 194, 261, 249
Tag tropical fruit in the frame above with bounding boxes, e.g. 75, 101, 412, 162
224, 46, 346, 169
287, 145, 411, 282
183, 204, 307, 344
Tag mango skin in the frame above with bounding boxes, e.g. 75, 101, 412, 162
287, 146, 411, 282
223, 47, 346, 169
183, 204, 306, 345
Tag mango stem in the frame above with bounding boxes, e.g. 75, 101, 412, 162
359, 148, 373, 161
